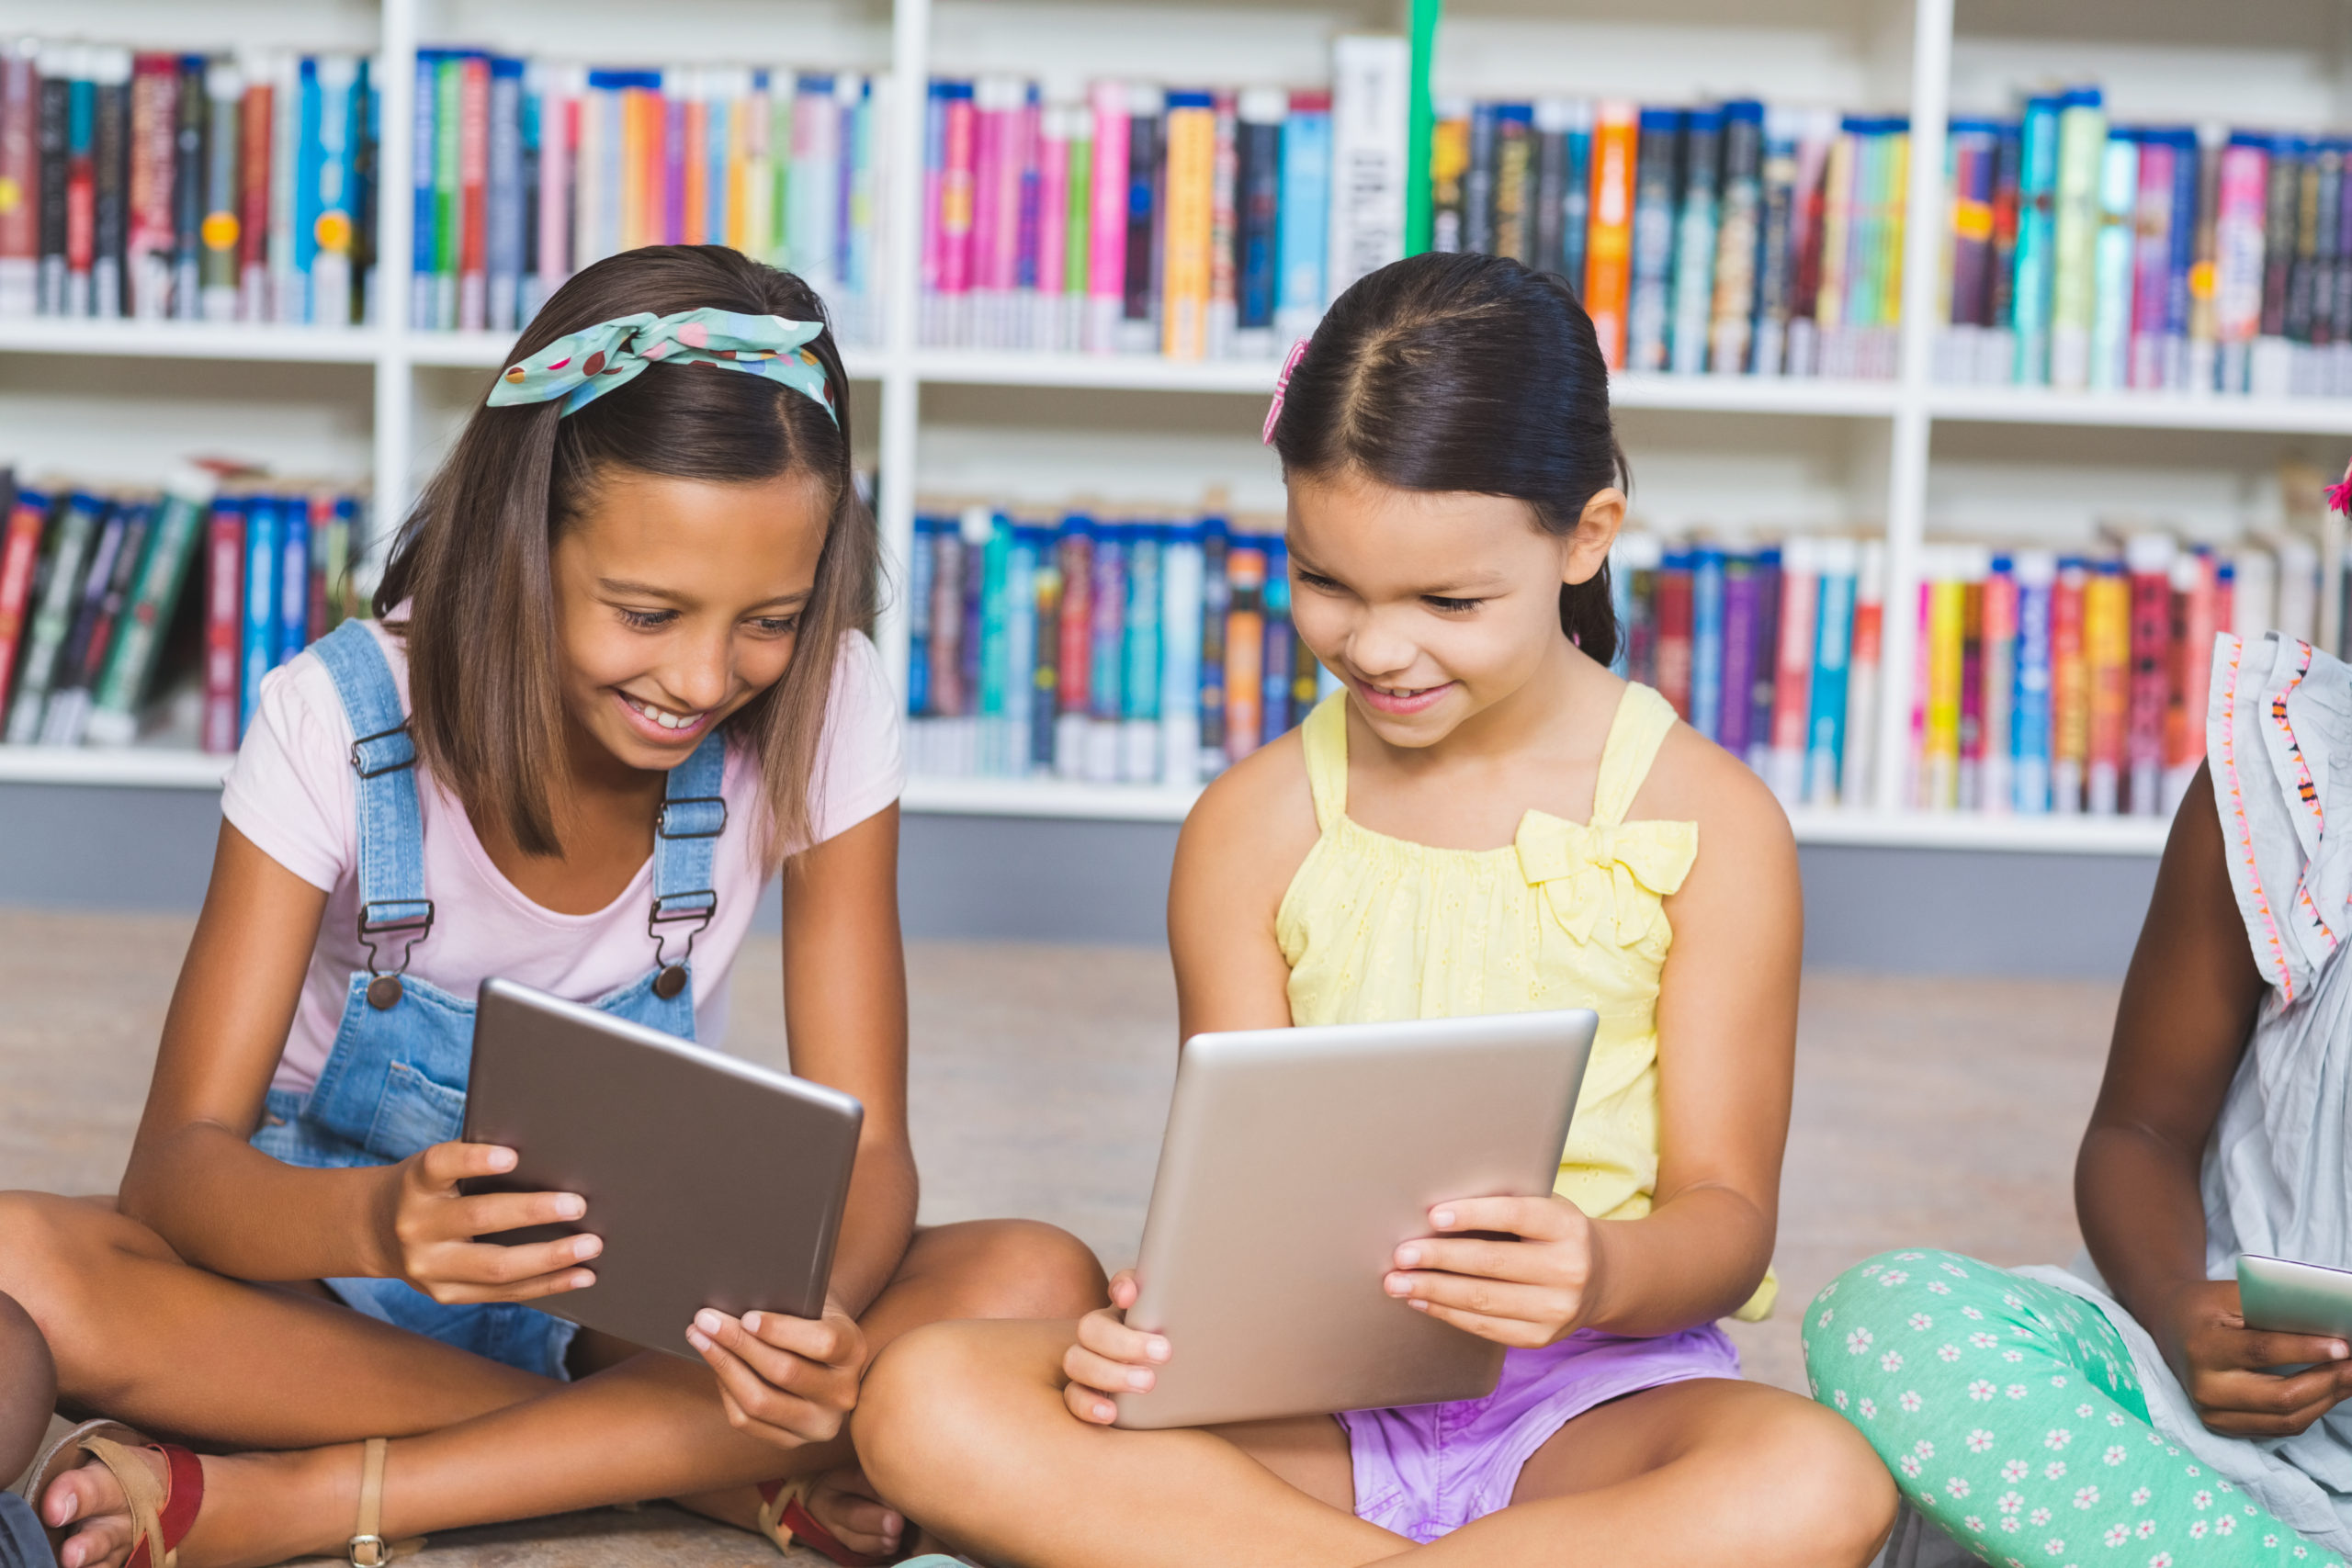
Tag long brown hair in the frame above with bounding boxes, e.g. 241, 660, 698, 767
1269, 251, 1629, 665
375, 245, 875, 864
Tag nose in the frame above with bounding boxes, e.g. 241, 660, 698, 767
660, 627, 734, 714
1348, 607, 1422, 682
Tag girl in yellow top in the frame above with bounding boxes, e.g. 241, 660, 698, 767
851, 252, 1895, 1566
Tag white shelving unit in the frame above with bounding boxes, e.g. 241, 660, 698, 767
3, 0, 2345, 861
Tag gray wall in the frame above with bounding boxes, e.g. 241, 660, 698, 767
0, 782, 2160, 978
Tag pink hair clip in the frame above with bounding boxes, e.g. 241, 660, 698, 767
2329, 457, 2352, 517
1262, 337, 1311, 446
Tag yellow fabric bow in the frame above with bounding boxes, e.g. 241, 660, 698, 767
1513, 813, 1699, 945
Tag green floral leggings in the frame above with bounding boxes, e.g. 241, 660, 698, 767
1803, 1250, 2341, 1568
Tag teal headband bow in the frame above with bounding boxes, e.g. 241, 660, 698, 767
484, 307, 839, 423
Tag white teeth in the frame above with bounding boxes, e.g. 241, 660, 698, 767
624, 694, 701, 731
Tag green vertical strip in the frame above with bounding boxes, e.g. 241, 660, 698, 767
1406, 0, 1442, 255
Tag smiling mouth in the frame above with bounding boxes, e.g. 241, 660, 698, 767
620, 692, 711, 735
1356, 678, 1455, 714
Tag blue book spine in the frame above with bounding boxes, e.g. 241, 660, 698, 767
1197, 516, 1230, 774
905, 515, 935, 716
487, 57, 526, 333
1124, 528, 1162, 723
2012, 552, 2055, 813
978, 513, 1012, 720
1275, 97, 1330, 336
1261, 539, 1293, 747
1668, 106, 1723, 376
2011, 96, 2061, 383
1690, 544, 1724, 743
411, 51, 439, 329
2088, 130, 2139, 390
2162, 128, 2198, 387
276, 498, 311, 667
1159, 522, 1204, 784
292, 60, 322, 321
1805, 549, 1856, 806
1004, 527, 1039, 774
239, 498, 282, 737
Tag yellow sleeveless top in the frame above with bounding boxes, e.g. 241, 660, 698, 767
1275, 682, 1775, 1321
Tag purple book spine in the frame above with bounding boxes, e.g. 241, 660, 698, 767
1717, 550, 1758, 754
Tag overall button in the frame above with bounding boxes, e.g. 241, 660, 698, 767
367, 974, 405, 1010
653, 964, 688, 1000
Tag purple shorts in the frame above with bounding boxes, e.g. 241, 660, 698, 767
1337, 1324, 1741, 1543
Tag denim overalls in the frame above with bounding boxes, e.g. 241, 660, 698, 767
250, 620, 729, 1378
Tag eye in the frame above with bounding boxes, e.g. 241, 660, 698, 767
748, 615, 803, 637
1296, 570, 1343, 593
617, 607, 678, 630
1423, 594, 1484, 614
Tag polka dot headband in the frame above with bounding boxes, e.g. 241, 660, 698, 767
485, 307, 839, 423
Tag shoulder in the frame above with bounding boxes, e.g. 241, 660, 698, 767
1173, 726, 1321, 913
1633, 716, 1798, 888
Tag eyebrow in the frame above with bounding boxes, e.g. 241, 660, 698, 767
1292, 558, 1512, 596
598, 578, 812, 611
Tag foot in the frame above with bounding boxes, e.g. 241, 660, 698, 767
40, 1444, 345, 1568
797, 1466, 907, 1561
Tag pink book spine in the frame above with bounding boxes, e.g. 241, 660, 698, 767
920, 86, 943, 315
968, 82, 1004, 345
1769, 552, 1816, 765
1035, 108, 1069, 350
939, 89, 976, 344
1085, 80, 1127, 354
990, 86, 1029, 346
535, 74, 572, 314
2212, 141, 2267, 347
1908, 573, 1932, 809
2128, 138, 2173, 390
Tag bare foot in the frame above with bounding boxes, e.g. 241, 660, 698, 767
40, 1444, 350, 1568
800, 1465, 907, 1560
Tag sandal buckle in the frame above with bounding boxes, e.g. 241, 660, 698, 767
349, 1533, 391, 1567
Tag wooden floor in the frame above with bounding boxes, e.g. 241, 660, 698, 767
0, 908, 2120, 1562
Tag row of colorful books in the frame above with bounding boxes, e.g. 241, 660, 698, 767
902, 506, 1337, 785
0, 468, 363, 754
1434, 101, 1910, 380
0, 41, 376, 324
1936, 86, 2352, 398
405, 52, 887, 341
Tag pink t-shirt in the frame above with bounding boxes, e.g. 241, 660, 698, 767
223, 622, 903, 1095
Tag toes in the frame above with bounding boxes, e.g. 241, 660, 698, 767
59, 1517, 134, 1568
43, 1461, 124, 1529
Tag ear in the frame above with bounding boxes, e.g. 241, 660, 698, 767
1562, 488, 1626, 587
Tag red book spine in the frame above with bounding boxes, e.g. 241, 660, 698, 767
127, 54, 176, 319
1656, 562, 1694, 720
65, 77, 95, 290
0, 493, 48, 711
458, 54, 490, 331
1769, 550, 1816, 759
237, 75, 271, 321
2124, 539, 2174, 816
201, 499, 244, 754
0, 49, 36, 310
1055, 531, 1091, 716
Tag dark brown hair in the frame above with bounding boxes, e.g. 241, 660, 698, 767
375, 244, 874, 864
1269, 251, 1628, 666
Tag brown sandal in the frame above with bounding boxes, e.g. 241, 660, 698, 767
23, 1420, 203, 1568
755, 1474, 889, 1566
345, 1438, 424, 1566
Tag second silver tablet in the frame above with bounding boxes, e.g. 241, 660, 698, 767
1114, 1009, 1598, 1430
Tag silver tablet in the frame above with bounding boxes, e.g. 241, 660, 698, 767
1113, 1009, 1599, 1430
460, 977, 865, 1357
2237, 1253, 2352, 1340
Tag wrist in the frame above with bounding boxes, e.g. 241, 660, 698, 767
1572, 1213, 1622, 1334
360, 1159, 407, 1280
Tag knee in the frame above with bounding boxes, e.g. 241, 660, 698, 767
1804, 1249, 1989, 1393
0, 1191, 156, 1376
918, 1219, 1109, 1321
1749, 1396, 1901, 1568
0, 1291, 56, 1482
854, 1320, 1038, 1510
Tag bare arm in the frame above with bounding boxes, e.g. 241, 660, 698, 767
775, 802, 916, 1319
1166, 730, 1321, 1041
2075, 763, 2352, 1434
1581, 731, 1801, 1335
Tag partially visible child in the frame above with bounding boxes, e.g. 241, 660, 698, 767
1, 1292, 56, 1568
1807, 547, 2352, 1565
849, 251, 1897, 1567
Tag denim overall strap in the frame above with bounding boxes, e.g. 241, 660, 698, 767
650, 729, 727, 973
308, 623, 433, 979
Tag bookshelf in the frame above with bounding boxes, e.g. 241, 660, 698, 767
1, 0, 2345, 861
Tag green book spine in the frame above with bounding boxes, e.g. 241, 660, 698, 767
89, 474, 216, 742
4, 492, 102, 744
435, 54, 463, 329
1405, 0, 1441, 255
2049, 87, 2107, 389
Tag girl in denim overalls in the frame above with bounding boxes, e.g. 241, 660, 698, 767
1, 247, 1102, 1568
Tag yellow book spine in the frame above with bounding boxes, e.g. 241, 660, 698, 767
1160, 100, 1216, 361
1923, 570, 1964, 809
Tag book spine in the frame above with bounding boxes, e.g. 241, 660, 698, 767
1234, 87, 1283, 353
1811, 123, 1854, 365
1205, 90, 1238, 358
407, 51, 436, 325
2089, 130, 2138, 390
1784, 111, 1835, 375
2124, 535, 2173, 815
233, 59, 271, 320
964, 75, 1005, 347
1430, 96, 1468, 254
276, 492, 310, 665
1582, 101, 1636, 367
1841, 540, 1884, 806
91, 49, 130, 318
1083, 523, 1125, 781
1464, 99, 1496, 256
1001, 525, 1036, 773
2010, 550, 2054, 812
1160, 91, 1214, 360
236, 495, 278, 737
1530, 98, 1567, 276
0, 43, 36, 317
1120, 528, 1163, 780
1034, 103, 1069, 352
168, 54, 204, 321
2163, 548, 2213, 809
39, 499, 130, 744
1086, 81, 1129, 353
2048, 560, 2086, 811
1804, 536, 1856, 806
1052, 520, 1091, 775
1626, 107, 1682, 372
1556, 99, 1593, 290
33, 47, 65, 316
1492, 102, 1532, 265
1222, 540, 1265, 764
433, 55, 461, 327
4, 490, 98, 741
193, 496, 242, 752
1118, 85, 1159, 350
1982, 553, 2018, 814
1258, 540, 1291, 749
1689, 543, 1724, 742
1197, 520, 1228, 774
316, 56, 360, 327
1060, 96, 1091, 351
486, 56, 524, 332
197, 58, 239, 320
1710, 99, 1763, 375
1656, 548, 1693, 721
0, 488, 51, 714
1746, 547, 1781, 769
938, 81, 975, 347
2126, 130, 2171, 389
1667, 106, 1719, 376
1766, 535, 1815, 804
1922, 558, 1964, 809
2049, 87, 2107, 389
1159, 524, 1204, 784
2082, 561, 2127, 815
55, 500, 151, 744
457, 53, 489, 330
1960, 560, 1985, 811
2163, 130, 2198, 389
1327, 34, 1408, 301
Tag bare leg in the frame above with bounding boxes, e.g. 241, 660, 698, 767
856, 1322, 1896, 1568
0, 1190, 1103, 1568
0, 1291, 56, 1484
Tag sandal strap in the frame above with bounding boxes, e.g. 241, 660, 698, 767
346, 1438, 424, 1567
79, 1437, 181, 1568
753, 1476, 890, 1568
